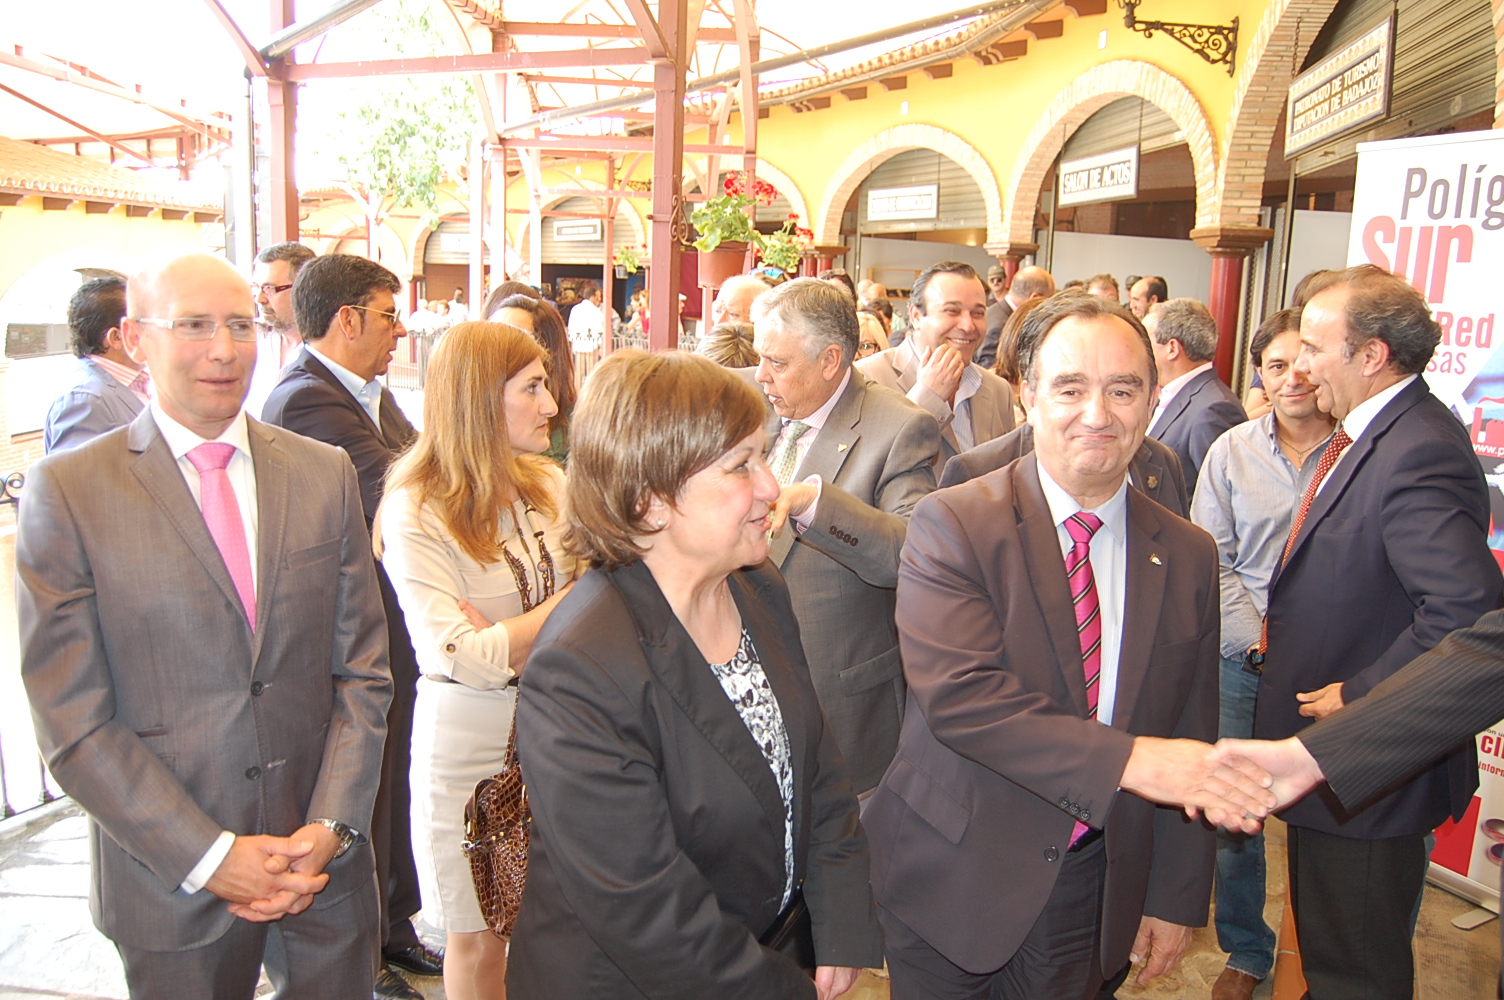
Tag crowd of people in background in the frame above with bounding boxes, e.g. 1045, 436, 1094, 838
20, 239, 1504, 1000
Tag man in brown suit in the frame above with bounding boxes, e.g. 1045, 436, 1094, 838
864, 293, 1273, 999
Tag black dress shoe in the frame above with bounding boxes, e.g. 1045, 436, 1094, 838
384, 941, 445, 977
374, 968, 423, 1000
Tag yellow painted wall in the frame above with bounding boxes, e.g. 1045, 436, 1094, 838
0, 197, 211, 303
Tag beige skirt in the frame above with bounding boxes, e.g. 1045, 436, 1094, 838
410, 675, 517, 933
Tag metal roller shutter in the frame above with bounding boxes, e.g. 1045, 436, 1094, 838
857, 148, 987, 234
539, 197, 639, 265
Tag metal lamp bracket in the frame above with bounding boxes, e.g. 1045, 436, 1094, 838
1117, 1, 1238, 77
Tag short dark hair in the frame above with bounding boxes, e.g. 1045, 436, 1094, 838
752, 277, 859, 368
911, 261, 983, 315
294, 254, 402, 341
254, 241, 316, 274
1062, 279, 1085, 291
1322, 264, 1440, 375
1290, 269, 1341, 309
1152, 298, 1219, 363
1087, 274, 1119, 296
1136, 275, 1168, 303
1251, 307, 1300, 367
578, 280, 601, 300
1018, 291, 1158, 394
68, 276, 128, 358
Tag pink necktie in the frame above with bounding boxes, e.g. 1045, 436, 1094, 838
187, 443, 256, 629
1064, 511, 1103, 847
127, 371, 151, 403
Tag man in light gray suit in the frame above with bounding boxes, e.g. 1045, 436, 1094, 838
44, 275, 150, 453
18, 253, 392, 1000
755, 277, 942, 793
857, 260, 1016, 466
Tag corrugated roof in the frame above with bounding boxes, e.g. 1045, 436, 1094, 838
0, 134, 219, 212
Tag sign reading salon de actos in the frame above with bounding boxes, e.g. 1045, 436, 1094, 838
1057, 146, 1139, 208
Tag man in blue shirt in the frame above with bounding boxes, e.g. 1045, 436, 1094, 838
1190, 308, 1335, 1000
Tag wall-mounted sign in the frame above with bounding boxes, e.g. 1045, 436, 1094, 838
553, 218, 603, 242
1285, 15, 1394, 159
1057, 145, 1139, 207
867, 184, 939, 221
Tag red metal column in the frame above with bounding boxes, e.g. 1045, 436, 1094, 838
266, 0, 298, 243
647, 0, 688, 351
1208, 251, 1245, 385
1191, 225, 1274, 387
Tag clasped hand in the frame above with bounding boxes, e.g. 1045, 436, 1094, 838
207, 823, 342, 922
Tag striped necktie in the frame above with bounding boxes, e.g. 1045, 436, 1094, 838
1064, 511, 1103, 848
773, 420, 812, 487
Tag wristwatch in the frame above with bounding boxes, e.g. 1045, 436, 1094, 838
311, 818, 359, 859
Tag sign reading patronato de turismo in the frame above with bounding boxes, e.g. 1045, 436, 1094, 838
1057, 146, 1139, 208
1285, 14, 1394, 158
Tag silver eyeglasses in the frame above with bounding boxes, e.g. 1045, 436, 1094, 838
350, 304, 404, 325
135, 317, 259, 341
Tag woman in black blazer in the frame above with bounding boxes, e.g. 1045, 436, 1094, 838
508, 350, 883, 999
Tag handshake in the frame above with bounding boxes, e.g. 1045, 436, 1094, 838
1119, 735, 1326, 833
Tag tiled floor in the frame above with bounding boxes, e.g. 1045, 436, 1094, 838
1, 802, 1497, 1000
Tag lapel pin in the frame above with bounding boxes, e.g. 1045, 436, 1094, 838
1150, 553, 1162, 565
837, 443, 848, 452
1146, 475, 1159, 489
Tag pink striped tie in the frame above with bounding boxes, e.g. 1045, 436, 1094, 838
187, 443, 256, 629
1064, 511, 1103, 847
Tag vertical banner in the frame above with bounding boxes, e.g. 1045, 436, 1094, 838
1349, 129, 1504, 909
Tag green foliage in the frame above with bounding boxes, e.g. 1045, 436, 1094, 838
759, 217, 812, 272
690, 192, 764, 253
315, 0, 480, 228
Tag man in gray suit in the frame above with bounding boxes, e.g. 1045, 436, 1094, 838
857, 261, 1016, 466
754, 277, 942, 794
1146, 298, 1246, 492
44, 275, 150, 453
18, 253, 392, 1000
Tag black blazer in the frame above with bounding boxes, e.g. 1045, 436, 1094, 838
1258, 377, 1502, 837
261, 347, 417, 526
1147, 366, 1245, 492
940, 422, 1190, 518
509, 560, 884, 999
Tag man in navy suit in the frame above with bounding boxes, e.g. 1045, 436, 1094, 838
1145, 299, 1246, 493
262, 254, 434, 1000
44, 275, 150, 453
1254, 265, 1502, 1000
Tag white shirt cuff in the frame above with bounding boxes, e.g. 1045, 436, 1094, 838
789, 475, 823, 533
180, 830, 236, 894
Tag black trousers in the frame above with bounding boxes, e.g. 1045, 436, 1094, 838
1286, 824, 1427, 1000
882, 836, 1108, 1000
373, 566, 423, 952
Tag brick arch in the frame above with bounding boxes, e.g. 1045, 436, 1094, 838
514, 190, 648, 257
814, 124, 1003, 246
1215, 0, 1340, 227
750, 158, 810, 228
1005, 60, 1218, 245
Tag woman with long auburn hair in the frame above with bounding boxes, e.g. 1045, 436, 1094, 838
377, 321, 578, 1000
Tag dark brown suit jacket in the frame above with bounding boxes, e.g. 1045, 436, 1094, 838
508, 560, 884, 998
864, 454, 1219, 975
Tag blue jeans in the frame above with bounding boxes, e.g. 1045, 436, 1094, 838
1214, 655, 1276, 979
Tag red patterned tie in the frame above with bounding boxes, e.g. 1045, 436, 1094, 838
187, 443, 256, 630
1256, 427, 1351, 656
1064, 511, 1103, 847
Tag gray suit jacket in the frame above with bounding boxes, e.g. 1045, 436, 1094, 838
43, 356, 146, 453
17, 409, 392, 951
1147, 367, 1246, 492
762, 368, 941, 792
939, 423, 1190, 518
855, 345, 1016, 466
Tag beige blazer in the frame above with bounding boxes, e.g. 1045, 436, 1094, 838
855, 343, 1016, 464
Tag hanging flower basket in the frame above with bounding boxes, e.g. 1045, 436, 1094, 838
697, 241, 750, 289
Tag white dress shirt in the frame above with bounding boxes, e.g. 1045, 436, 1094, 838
1150, 361, 1214, 428
770, 368, 851, 531
307, 344, 383, 431
150, 401, 259, 895
1316, 375, 1417, 496
1036, 464, 1129, 726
